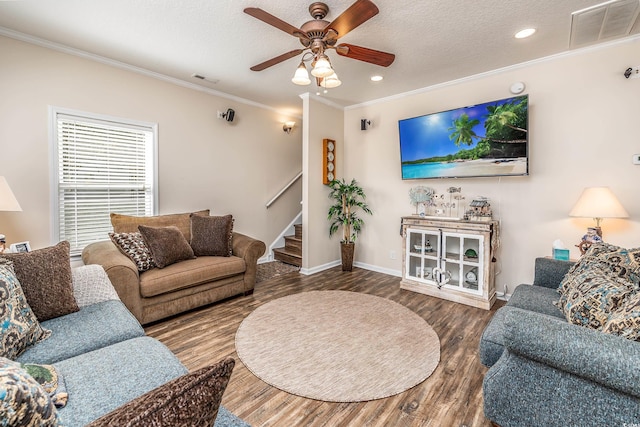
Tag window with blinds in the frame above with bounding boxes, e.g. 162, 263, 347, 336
51, 108, 158, 256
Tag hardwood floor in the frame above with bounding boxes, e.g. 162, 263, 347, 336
145, 267, 504, 427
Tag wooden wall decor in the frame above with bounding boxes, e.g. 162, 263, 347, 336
323, 139, 336, 185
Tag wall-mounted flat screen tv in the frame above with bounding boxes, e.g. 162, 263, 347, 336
398, 95, 528, 179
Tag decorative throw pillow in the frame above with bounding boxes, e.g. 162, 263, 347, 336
590, 246, 640, 284
0, 357, 60, 426
86, 358, 235, 427
109, 231, 156, 272
138, 225, 195, 269
111, 209, 210, 243
0, 358, 68, 408
0, 260, 51, 359
190, 214, 234, 257
603, 291, 640, 341
0, 241, 79, 321
562, 263, 635, 330
556, 242, 620, 313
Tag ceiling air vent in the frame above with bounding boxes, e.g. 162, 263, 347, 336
570, 0, 640, 48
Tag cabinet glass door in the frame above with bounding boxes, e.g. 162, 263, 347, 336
441, 232, 483, 295
405, 228, 439, 283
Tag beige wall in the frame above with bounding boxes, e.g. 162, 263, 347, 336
301, 94, 344, 273
341, 39, 640, 294
0, 36, 302, 253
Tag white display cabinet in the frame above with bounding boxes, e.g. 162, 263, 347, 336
401, 216, 498, 310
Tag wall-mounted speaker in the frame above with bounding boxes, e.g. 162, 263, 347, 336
223, 108, 235, 122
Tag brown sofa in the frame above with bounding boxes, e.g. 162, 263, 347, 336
82, 211, 266, 325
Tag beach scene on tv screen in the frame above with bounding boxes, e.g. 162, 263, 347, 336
399, 95, 528, 179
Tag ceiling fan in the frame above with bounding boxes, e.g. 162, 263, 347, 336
244, 0, 395, 88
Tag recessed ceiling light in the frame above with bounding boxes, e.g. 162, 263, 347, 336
515, 28, 536, 39
370, 75, 383, 82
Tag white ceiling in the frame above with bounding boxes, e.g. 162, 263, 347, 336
1, 0, 639, 115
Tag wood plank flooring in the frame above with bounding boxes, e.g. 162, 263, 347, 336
145, 267, 504, 427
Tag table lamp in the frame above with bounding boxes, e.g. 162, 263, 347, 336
569, 187, 627, 253
0, 176, 22, 253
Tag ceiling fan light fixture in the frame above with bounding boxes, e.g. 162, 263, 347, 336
291, 62, 311, 85
322, 71, 342, 88
311, 55, 334, 78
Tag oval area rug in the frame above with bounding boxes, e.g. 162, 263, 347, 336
235, 290, 440, 402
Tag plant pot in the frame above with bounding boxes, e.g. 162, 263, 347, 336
341, 242, 355, 272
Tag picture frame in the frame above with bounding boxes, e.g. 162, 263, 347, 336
10, 241, 31, 253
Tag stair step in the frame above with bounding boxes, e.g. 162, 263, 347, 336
284, 235, 302, 253
273, 247, 302, 267
294, 224, 302, 239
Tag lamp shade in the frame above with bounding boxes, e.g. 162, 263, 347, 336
291, 62, 311, 85
321, 72, 342, 89
311, 55, 333, 78
0, 176, 21, 212
569, 187, 628, 220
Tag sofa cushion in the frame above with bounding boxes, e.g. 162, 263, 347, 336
602, 290, 640, 341
55, 336, 188, 427
17, 300, 144, 365
0, 241, 79, 321
0, 259, 51, 359
138, 225, 196, 269
87, 358, 235, 427
109, 231, 156, 272
111, 209, 210, 243
507, 284, 565, 319
190, 214, 234, 257
140, 256, 246, 298
0, 357, 60, 426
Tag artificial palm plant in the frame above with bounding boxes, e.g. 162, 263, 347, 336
327, 178, 372, 270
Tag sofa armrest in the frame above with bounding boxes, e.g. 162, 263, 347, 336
82, 240, 143, 321
72, 264, 120, 308
532, 257, 574, 289
232, 232, 266, 293
504, 307, 640, 398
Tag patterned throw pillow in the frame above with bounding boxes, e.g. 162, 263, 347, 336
0, 356, 60, 426
189, 214, 234, 257
603, 291, 640, 341
109, 232, 156, 272
0, 358, 68, 408
0, 241, 79, 321
557, 243, 618, 299
562, 263, 635, 330
138, 225, 195, 269
0, 260, 51, 359
87, 358, 235, 427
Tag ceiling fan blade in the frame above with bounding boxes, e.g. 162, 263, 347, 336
244, 7, 308, 39
335, 44, 395, 67
250, 49, 305, 71
325, 0, 379, 39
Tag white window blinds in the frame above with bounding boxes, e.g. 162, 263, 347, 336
52, 108, 157, 256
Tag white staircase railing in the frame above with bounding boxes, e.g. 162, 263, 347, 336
266, 171, 302, 208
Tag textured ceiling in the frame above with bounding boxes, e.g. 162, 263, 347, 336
0, 0, 638, 115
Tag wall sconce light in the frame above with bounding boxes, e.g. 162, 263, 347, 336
217, 108, 235, 122
361, 119, 371, 131
283, 121, 295, 134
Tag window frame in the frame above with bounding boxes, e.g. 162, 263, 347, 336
49, 106, 159, 257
